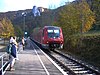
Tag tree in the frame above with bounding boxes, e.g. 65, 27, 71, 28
1, 17, 15, 38
55, 0, 95, 39
0, 21, 3, 35
78, 0, 95, 32
91, 0, 100, 30
14, 25, 23, 37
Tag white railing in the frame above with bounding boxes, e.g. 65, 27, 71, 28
0, 53, 10, 75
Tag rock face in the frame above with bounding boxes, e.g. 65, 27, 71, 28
32, 6, 41, 17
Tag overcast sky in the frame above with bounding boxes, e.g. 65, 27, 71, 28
0, 0, 75, 12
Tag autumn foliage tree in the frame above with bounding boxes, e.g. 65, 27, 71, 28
0, 21, 3, 35
55, 0, 95, 39
1, 17, 15, 38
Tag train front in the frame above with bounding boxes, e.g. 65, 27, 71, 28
42, 26, 64, 49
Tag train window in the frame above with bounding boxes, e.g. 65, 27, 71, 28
54, 30, 59, 33
47, 29, 60, 38
48, 30, 53, 33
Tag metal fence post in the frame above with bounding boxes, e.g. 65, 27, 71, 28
2, 56, 3, 75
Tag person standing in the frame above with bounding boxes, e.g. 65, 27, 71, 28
13, 36, 19, 60
9, 36, 17, 71
22, 37, 25, 50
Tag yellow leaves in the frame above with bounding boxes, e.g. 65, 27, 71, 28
0, 17, 15, 38
0, 22, 3, 34
56, 0, 95, 38
82, 11, 95, 33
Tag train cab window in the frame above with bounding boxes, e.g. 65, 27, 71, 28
48, 30, 53, 33
47, 29, 60, 38
54, 30, 59, 33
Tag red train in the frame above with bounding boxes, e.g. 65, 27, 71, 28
32, 26, 64, 49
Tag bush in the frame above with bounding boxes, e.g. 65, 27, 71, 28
64, 34, 100, 68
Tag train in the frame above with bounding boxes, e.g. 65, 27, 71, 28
32, 26, 64, 49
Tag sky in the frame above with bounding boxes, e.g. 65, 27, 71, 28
0, 0, 75, 12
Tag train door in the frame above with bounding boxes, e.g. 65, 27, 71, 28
42, 29, 44, 44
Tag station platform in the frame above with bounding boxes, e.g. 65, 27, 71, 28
5, 50, 48, 75
5, 40, 64, 75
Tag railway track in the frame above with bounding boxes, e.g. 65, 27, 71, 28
31, 39, 100, 75
30, 40, 67, 75
44, 49, 100, 75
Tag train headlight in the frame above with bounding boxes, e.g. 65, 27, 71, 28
47, 41, 48, 44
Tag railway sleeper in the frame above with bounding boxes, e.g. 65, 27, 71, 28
71, 68, 84, 71
74, 70, 89, 74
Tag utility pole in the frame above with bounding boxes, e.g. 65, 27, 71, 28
22, 12, 27, 37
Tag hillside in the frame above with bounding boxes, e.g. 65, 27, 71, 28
0, 8, 55, 36
0, 0, 100, 69
0, 0, 99, 36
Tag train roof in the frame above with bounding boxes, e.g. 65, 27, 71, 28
43, 26, 61, 29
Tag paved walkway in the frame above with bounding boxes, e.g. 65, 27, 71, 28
5, 39, 63, 75
5, 49, 47, 75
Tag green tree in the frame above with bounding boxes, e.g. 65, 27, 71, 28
91, 0, 100, 30
14, 25, 23, 37
1, 17, 15, 38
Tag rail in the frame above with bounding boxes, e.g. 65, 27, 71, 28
51, 50, 100, 75
0, 53, 10, 75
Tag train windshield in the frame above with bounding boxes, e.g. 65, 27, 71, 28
47, 29, 60, 38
